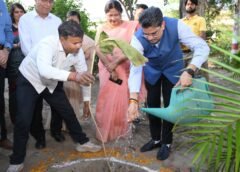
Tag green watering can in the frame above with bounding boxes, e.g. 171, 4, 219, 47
141, 77, 214, 124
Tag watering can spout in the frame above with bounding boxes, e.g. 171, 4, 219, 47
141, 107, 170, 120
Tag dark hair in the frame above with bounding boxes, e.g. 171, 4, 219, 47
58, 20, 84, 39
66, 10, 81, 22
10, 3, 26, 24
185, 0, 198, 6
104, 0, 123, 14
139, 7, 163, 28
136, 4, 148, 10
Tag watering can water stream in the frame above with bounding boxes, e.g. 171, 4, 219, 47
141, 77, 214, 124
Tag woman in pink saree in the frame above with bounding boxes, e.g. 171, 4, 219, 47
95, 0, 142, 142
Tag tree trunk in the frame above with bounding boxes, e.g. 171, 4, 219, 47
118, 0, 138, 20
198, 0, 207, 16
179, 0, 185, 19
232, 0, 240, 54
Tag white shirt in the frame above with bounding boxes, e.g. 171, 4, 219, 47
18, 10, 90, 100
128, 20, 210, 93
19, 10, 62, 56
19, 36, 88, 95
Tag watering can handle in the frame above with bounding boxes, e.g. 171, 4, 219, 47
174, 77, 212, 98
173, 77, 210, 95
174, 85, 192, 95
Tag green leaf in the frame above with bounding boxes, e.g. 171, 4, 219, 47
181, 130, 220, 134
201, 67, 240, 86
192, 142, 209, 165
182, 123, 226, 128
175, 44, 240, 171
209, 58, 240, 75
188, 88, 240, 106
201, 92, 240, 106
207, 139, 216, 168
98, 31, 108, 42
210, 111, 240, 118
213, 103, 240, 112
188, 136, 213, 142
185, 143, 202, 155
210, 44, 240, 63
225, 126, 233, 171
190, 115, 235, 122
215, 134, 224, 171
192, 78, 240, 96
199, 142, 211, 170
213, 133, 236, 148
98, 31, 148, 66
235, 121, 240, 172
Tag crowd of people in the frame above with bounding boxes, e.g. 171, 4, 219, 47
0, 0, 209, 171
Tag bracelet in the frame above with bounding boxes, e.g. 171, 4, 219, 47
129, 98, 138, 104
129, 100, 138, 104
129, 98, 138, 102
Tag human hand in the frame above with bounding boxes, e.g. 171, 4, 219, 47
84, 49, 91, 60
82, 101, 92, 120
112, 47, 126, 61
175, 71, 193, 88
110, 70, 118, 81
0, 49, 9, 67
105, 62, 117, 73
75, 72, 95, 86
127, 100, 139, 123
13, 43, 20, 48
106, 48, 126, 72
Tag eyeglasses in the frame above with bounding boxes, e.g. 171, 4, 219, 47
143, 27, 161, 39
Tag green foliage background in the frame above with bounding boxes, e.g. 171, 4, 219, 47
6, 0, 97, 73
51, 0, 96, 39
174, 45, 240, 171
6, 0, 96, 39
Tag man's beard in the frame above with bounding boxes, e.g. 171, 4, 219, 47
186, 8, 196, 14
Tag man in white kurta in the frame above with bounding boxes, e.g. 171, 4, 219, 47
7, 21, 101, 172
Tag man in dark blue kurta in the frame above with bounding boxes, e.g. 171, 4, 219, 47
127, 7, 209, 160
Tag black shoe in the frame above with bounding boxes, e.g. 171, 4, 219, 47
35, 139, 46, 149
51, 132, 65, 142
140, 139, 161, 152
157, 144, 171, 160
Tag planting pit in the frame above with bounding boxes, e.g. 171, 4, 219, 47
49, 157, 157, 172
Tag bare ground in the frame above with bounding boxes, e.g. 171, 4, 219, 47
0, 68, 235, 172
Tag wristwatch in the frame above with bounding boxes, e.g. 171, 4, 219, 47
184, 68, 195, 77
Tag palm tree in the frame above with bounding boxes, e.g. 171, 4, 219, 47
175, 44, 240, 172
